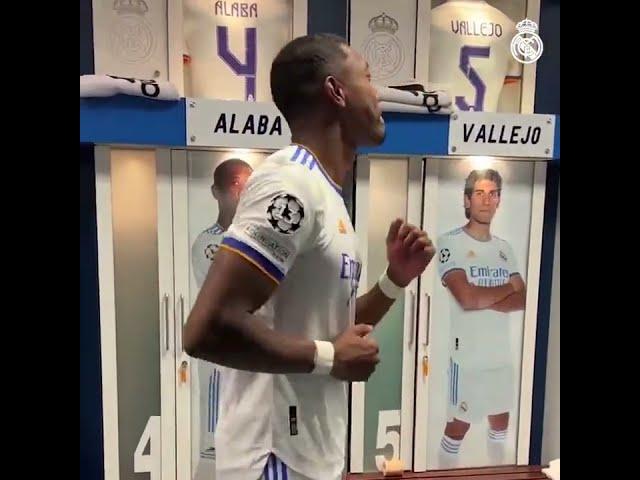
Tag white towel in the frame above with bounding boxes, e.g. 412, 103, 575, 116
385, 79, 426, 92
377, 85, 452, 110
80, 74, 180, 101
380, 101, 452, 115
541, 458, 560, 480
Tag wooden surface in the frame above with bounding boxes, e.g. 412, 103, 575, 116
347, 465, 548, 480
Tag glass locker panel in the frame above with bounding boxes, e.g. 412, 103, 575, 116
351, 156, 422, 473
100, 148, 176, 480
176, 149, 266, 480
416, 156, 535, 471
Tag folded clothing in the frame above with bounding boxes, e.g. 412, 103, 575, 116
379, 101, 452, 115
377, 85, 451, 109
385, 79, 426, 91
80, 74, 179, 101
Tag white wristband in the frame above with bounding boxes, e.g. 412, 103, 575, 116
378, 268, 404, 299
312, 340, 335, 375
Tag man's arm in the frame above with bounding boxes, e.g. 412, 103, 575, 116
356, 220, 436, 327
184, 247, 315, 372
355, 284, 395, 327
443, 270, 517, 311
490, 274, 526, 313
184, 248, 380, 381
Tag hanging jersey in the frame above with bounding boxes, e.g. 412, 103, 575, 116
437, 227, 519, 369
183, 0, 293, 101
429, 0, 521, 112
214, 144, 360, 480
191, 223, 225, 289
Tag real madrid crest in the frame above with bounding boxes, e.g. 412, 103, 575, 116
511, 19, 543, 64
362, 12, 404, 81
110, 0, 155, 64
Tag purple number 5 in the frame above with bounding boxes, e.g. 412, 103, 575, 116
455, 46, 490, 112
217, 26, 257, 101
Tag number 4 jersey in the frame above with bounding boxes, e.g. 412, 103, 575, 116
183, 0, 293, 101
429, 0, 521, 112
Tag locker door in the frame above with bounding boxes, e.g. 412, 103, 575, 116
413, 157, 546, 471
95, 147, 176, 480
350, 155, 423, 473
172, 149, 268, 480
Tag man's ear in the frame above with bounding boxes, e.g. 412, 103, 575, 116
211, 185, 219, 200
324, 76, 346, 108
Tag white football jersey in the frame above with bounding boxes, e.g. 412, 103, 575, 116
183, 0, 292, 101
191, 223, 226, 465
214, 145, 360, 480
191, 223, 225, 289
429, 0, 521, 112
437, 227, 519, 369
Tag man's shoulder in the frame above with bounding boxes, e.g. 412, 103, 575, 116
247, 147, 324, 204
491, 234, 512, 249
437, 227, 464, 244
204, 223, 225, 236
193, 224, 225, 247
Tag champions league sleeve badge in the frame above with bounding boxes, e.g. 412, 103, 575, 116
511, 19, 543, 64
266, 194, 304, 235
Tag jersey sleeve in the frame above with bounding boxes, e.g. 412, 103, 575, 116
437, 233, 464, 284
221, 168, 321, 284
503, 241, 520, 277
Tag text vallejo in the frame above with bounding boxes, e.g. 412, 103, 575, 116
463, 123, 542, 145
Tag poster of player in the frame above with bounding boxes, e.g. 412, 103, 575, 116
187, 150, 265, 480
428, 0, 527, 113
425, 157, 534, 469
183, 0, 294, 101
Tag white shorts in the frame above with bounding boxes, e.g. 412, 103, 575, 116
447, 358, 515, 423
196, 359, 221, 457
258, 454, 344, 480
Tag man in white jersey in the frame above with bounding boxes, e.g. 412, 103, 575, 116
436, 169, 526, 468
190, 158, 253, 462
184, 34, 436, 480
183, 0, 293, 101
429, 0, 521, 112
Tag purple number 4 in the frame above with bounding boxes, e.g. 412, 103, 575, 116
455, 46, 490, 112
217, 26, 257, 101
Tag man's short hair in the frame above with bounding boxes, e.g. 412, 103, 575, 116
270, 34, 349, 122
213, 158, 252, 190
464, 169, 503, 219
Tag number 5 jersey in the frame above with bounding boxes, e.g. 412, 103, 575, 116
429, 0, 521, 112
